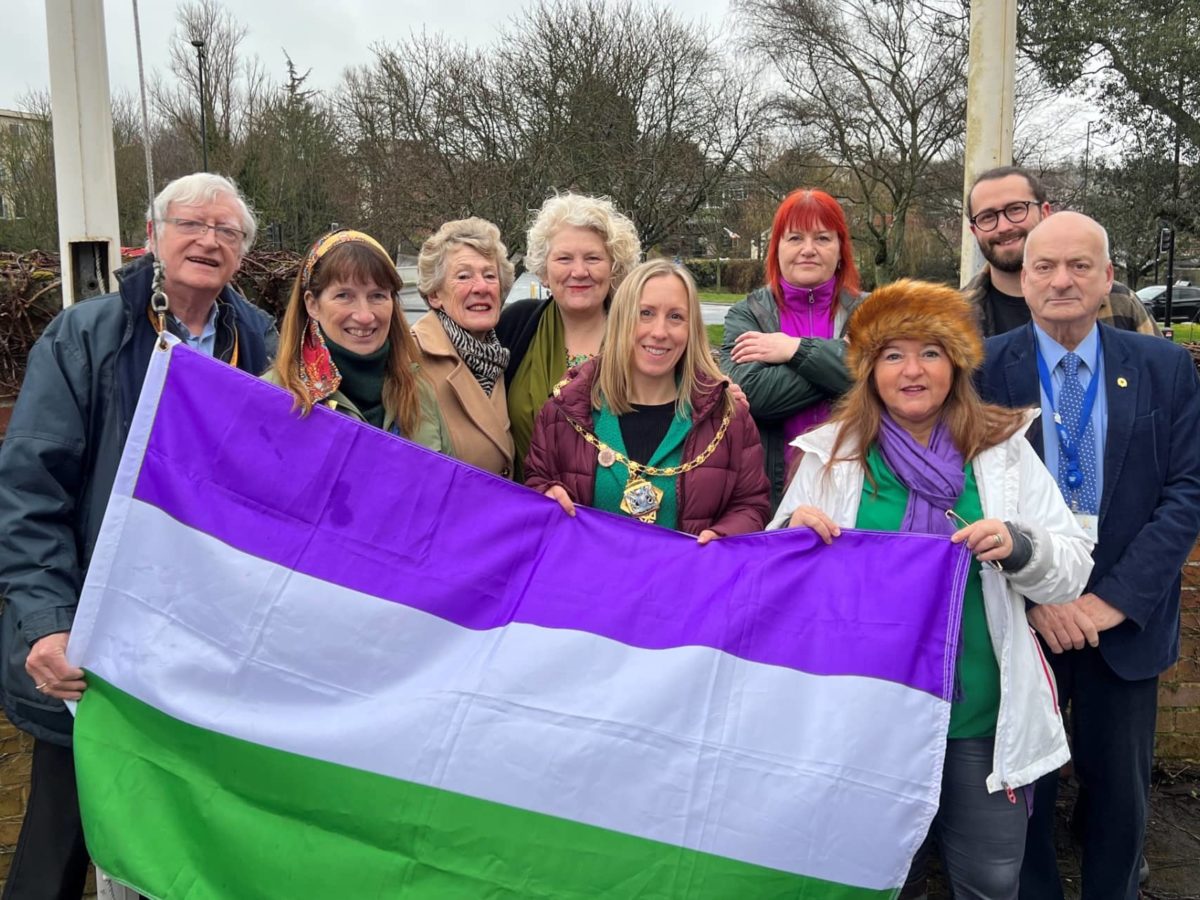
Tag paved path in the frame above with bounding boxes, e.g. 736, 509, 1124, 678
701, 302, 732, 326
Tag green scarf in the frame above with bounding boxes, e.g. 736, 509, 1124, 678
508, 304, 569, 482
325, 334, 390, 430
592, 398, 690, 530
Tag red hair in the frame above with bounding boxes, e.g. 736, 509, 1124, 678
764, 188, 861, 308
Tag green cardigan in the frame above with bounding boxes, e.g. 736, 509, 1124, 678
263, 366, 453, 455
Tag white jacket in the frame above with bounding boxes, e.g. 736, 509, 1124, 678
770, 413, 1094, 792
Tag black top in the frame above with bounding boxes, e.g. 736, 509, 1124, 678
495, 298, 553, 386
618, 401, 677, 465
984, 283, 1032, 336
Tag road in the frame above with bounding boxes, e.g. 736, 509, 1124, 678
401, 284, 733, 329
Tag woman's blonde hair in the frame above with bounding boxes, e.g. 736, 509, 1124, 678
525, 193, 641, 292
271, 235, 425, 436
594, 259, 731, 418
417, 217, 514, 304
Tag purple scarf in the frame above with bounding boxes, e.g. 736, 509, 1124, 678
876, 414, 965, 535
778, 276, 838, 463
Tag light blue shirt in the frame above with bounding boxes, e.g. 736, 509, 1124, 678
1033, 323, 1107, 504
179, 302, 220, 357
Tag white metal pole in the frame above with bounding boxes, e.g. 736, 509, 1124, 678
45, 0, 123, 305
960, 0, 1017, 286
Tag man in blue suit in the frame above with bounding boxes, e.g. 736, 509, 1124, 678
978, 211, 1200, 900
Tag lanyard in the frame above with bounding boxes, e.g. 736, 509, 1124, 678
147, 303, 238, 368
1035, 340, 1100, 492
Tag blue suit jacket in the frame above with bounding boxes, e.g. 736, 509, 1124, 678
979, 323, 1200, 680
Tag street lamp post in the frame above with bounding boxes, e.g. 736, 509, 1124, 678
190, 38, 208, 172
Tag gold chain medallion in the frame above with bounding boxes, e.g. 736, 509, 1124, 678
620, 476, 664, 523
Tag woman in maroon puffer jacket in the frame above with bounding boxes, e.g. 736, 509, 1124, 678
525, 259, 770, 541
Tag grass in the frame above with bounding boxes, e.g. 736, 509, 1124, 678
697, 289, 743, 304
1163, 321, 1199, 342
706, 324, 724, 348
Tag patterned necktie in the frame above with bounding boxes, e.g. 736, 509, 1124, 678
1057, 351, 1098, 513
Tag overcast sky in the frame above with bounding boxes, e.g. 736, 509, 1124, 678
2, 1, 735, 111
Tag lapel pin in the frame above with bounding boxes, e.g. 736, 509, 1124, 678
1116, 377, 1128, 388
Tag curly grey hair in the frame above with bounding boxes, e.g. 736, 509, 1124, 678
525, 193, 641, 291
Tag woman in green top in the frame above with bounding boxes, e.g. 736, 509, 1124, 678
773, 279, 1093, 899
265, 229, 451, 453
496, 193, 642, 479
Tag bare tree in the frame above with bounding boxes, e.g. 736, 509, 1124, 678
340, 0, 766, 258
737, 0, 968, 284
0, 93, 58, 251
153, 0, 270, 174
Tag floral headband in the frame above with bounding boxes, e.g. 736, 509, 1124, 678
301, 229, 392, 291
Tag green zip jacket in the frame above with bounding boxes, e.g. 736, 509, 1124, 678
718, 286, 861, 509
263, 367, 453, 455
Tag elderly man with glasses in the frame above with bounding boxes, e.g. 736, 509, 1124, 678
964, 166, 1158, 339
0, 172, 277, 899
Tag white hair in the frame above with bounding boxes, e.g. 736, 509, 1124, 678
1023, 212, 1111, 266
147, 172, 257, 252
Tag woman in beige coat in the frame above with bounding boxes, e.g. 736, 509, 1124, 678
412, 218, 516, 477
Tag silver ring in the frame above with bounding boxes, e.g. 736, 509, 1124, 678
992, 532, 1004, 548
34, 682, 48, 691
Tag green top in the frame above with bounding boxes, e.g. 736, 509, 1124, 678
326, 338, 388, 429
592, 398, 690, 531
855, 444, 1000, 739
262, 365, 453, 456
508, 304, 569, 483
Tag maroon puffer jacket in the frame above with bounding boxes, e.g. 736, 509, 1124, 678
524, 359, 770, 536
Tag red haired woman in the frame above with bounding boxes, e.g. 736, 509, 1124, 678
719, 188, 863, 508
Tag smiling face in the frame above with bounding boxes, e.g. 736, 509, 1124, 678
630, 274, 690, 395
776, 225, 840, 288
872, 339, 954, 443
545, 226, 614, 316
969, 174, 1050, 274
426, 245, 502, 337
304, 279, 394, 355
150, 196, 246, 300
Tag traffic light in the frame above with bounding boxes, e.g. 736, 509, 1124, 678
1160, 227, 1174, 253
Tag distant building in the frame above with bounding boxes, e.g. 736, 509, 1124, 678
0, 108, 44, 221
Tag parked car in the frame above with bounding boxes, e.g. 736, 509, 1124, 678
1136, 283, 1200, 323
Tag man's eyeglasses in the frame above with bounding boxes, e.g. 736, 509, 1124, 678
163, 218, 247, 247
968, 200, 1039, 233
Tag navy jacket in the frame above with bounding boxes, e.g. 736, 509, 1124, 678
979, 323, 1200, 681
0, 257, 277, 744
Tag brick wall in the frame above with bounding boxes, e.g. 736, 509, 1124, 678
1156, 539, 1200, 759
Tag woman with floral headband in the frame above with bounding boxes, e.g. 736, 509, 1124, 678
266, 229, 451, 451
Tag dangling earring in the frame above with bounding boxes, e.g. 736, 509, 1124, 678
299, 318, 341, 403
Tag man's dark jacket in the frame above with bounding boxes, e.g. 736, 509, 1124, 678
0, 257, 276, 744
979, 323, 1200, 680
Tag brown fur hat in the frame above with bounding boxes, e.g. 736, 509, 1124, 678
846, 278, 984, 382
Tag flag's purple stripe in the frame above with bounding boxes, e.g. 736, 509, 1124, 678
132, 348, 968, 698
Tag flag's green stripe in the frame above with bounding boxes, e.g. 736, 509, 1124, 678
75, 676, 897, 900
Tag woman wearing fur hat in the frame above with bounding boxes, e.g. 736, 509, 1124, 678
267, 229, 452, 452
772, 279, 1094, 898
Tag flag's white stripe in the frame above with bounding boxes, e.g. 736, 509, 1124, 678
75, 499, 945, 891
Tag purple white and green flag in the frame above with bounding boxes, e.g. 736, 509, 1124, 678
69, 343, 969, 899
